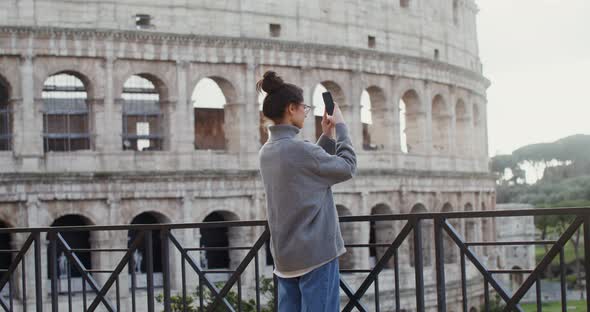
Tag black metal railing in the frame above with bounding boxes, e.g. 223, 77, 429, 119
0, 207, 588, 312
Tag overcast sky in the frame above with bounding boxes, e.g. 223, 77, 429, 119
477, 0, 590, 156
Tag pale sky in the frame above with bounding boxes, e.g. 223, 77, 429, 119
477, 0, 590, 156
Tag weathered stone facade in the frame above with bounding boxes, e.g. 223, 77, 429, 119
0, 0, 495, 311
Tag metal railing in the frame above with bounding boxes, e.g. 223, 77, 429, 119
0, 207, 588, 312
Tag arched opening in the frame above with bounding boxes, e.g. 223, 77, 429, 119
400, 0, 410, 8
122, 75, 164, 151
409, 204, 432, 267
200, 211, 240, 270
312, 81, 346, 140
128, 212, 168, 275
370, 204, 394, 268
432, 94, 450, 154
455, 99, 470, 156
361, 87, 387, 151
441, 203, 458, 264
464, 203, 477, 243
42, 73, 91, 152
336, 205, 354, 269
47, 215, 93, 279
192, 77, 233, 150
399, 90, 421, 153
0, 220, 12, 273
0, 76, 12, 151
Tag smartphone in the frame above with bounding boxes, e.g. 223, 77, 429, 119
322, 91, 335, 116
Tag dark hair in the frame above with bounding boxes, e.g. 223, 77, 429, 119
256, 71, 303, 122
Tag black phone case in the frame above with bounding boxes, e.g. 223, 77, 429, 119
322, 92, 335, 115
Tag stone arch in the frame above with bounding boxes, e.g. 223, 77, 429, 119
312, 81, 347, 140
361, 86, 387, 151
0, 74, 12, 151
41, 72, 92, 152
441, 203, 458, 264
0, 220, 13, 272
47, 214, 94, 278
128, 211, 171, 275
336, 205, 354, 269
409, 203, 432, 266
431, 94, 451, 154
370, 203, 394, 268
200, 210, 241, 270
398, 89, 422, 153
45, 70, 95, 99
455, 98, 470, 156
191, 76, 238, 150
121, 74, 167, 151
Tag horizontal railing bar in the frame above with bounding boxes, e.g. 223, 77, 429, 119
70, 248, 129, 252
202, 270, 236, 274
340, 269, 373, 273
489, 269, 534, 274
84, 270, 115, 273
466, 240, 557, 246
1, 208, 588, 234
0, 250, 19, 253
0, 220, 268, 233
185, 246, 253, 251
344, 243, 392, 248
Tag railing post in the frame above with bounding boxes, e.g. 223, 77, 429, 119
161, 229, 171, 312
145, 230, 155, 312
584, 215, 590, 312
33, 232, 43, 312
559, 248, 567, 312
413, 218, 425, 312
49, 232, 58, 312
434, 218, 446, 312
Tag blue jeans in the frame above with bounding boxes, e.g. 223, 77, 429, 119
276, 258, 340, 312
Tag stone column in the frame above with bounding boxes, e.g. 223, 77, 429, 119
169, 60, 193, 157
347, 72, 363, 152
102, 56, 120, 154
300, 67, 317, 141
423, 82, 434, 155
17, 197, 43, 310
240, 61, 261, 168
353, 192, 370, 269
390, 79, 403, 153
15, 55, 43, 170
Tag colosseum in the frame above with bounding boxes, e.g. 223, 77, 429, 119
0, 0, 497, 311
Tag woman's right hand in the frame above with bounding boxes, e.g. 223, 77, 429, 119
327, 103, 345, 125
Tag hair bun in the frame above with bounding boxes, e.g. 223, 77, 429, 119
257, 71, 284, 94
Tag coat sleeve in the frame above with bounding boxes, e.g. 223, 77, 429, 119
306, 124, 357, 186
316, 134, 336, 155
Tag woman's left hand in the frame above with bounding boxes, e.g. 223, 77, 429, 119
321, 110, 335, 139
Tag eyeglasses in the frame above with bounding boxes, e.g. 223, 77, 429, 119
301, 104, 312, 114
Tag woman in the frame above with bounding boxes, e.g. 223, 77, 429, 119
257, 71, 357, 311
